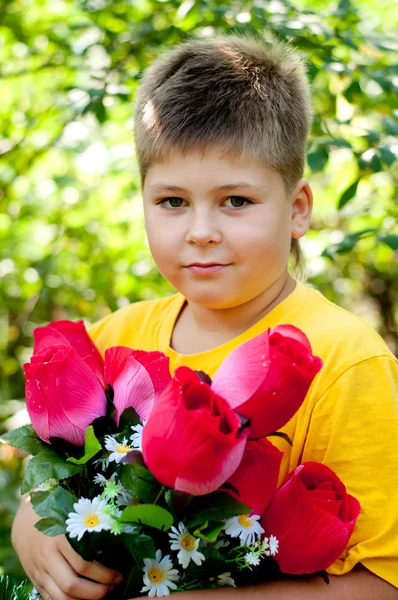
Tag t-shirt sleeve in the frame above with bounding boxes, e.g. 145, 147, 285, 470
302, 355, 398, 588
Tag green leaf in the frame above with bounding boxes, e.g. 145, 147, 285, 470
121, 532, 156, 565
358, 150, 382, 172
120, 504, 173, 531
379, 146, 397, 167
30, 486, 76, 520
343, 81, 361, 103
35, 516, 66, 537
337, 179, 360, 209
120, 463, 161, 503
165, 489, 193, 518
68, 426, 102, 465
186, 493, 251, 528
378, 233, 398, 250
119, 407, 141, 431
21, 448, 83, 494
1, 424, 48, 456
193, 520, 225, 543
307, 147, 329, 172
321, 228, 377, 257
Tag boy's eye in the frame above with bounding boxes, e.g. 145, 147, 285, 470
159, 197, 185, 208
224, 196, 252, 208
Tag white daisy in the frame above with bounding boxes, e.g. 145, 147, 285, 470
104, 435, 135, 464
141, 549, 179, 597
30, 588, 42, 600
93, 456, 110, 471
217, 572, 236, 587
66, 497, 113, 541
130, 421, 146, 451
245, 552, 260, 567
269, 534, 279, 556
224, 514, 264, 546
168, 522, 205, 569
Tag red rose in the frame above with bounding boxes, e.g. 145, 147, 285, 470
261, 462, 361, 574
221, 437, 283, 516
212, 325, 323, 438
141, 366, 249, 495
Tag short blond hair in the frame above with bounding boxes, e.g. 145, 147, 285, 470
134, 33, 313, 271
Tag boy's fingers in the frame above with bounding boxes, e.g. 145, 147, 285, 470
44, 557, 113, 599
58, 536, 123, 585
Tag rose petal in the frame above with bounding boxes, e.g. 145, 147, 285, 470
222, 437, 283, 515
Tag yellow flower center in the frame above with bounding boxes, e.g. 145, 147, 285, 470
180, 533, 196, 551
238, 514, 253, 528
84, 514, 100, 528
117, 443, 131, 453
148, 566, 166, 583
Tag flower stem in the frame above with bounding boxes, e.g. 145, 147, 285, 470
153, 486, 165, 505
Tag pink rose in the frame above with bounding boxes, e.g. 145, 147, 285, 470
24, 344, 107, 446
33, 320, 104, 385
104, 347, 171, 425
212, 325, 323, 437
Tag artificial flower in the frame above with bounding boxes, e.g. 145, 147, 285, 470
130, 421, 146, 451
224, 513, 264, 546
141, 549, 179, 597
211, 324, 323, 437
24, 344, 107, 446
168, 522, 205, 569
104, 347, 171, 425
245, 552, 260, 567
222, 437, 282, 515
142, 367, 249, 495
268, 534, 279, 556
261, 462, 360, 574
217, 572, 236, 587
104, 435, 135, 464
66, 497, 113, 541
33, 319, 104, 384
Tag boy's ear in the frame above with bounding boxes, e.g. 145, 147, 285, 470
290, 179, 313, 239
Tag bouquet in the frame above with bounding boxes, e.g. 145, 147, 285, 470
1, 320, 361, 599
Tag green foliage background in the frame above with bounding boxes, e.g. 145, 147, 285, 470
0, 0, 397, 580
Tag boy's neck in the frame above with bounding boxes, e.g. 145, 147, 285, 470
174, 272, 296, 347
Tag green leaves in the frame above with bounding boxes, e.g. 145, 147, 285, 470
30, 485, 76, 519
1, 424, 48, 456
21, 448, 83, 494
120, 504, 173, 531
120, 463, 161, 503
186, 493, 251, 529
35, 517, 66, 537
322, 229, 377, 258
68, 426, 102, 465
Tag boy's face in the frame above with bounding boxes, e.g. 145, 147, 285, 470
143, 146, 309, 309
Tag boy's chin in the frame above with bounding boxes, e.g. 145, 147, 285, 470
181, 287, 243, 309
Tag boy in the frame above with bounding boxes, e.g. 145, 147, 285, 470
12, 34, 398, 599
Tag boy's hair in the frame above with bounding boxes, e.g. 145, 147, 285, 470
134, 33, 312, 274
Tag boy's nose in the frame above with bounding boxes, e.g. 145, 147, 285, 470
185, 214, 222, 245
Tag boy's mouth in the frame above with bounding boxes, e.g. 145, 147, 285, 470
185, 263, 230, 275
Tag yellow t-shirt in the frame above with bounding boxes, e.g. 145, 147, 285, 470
88, 280, 398, 588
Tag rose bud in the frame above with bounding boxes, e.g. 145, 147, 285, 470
141, 366, 249, 495
211, 325, 323, 438
261, 462, 361, 574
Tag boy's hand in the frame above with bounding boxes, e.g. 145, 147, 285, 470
12, 495, 122, 600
